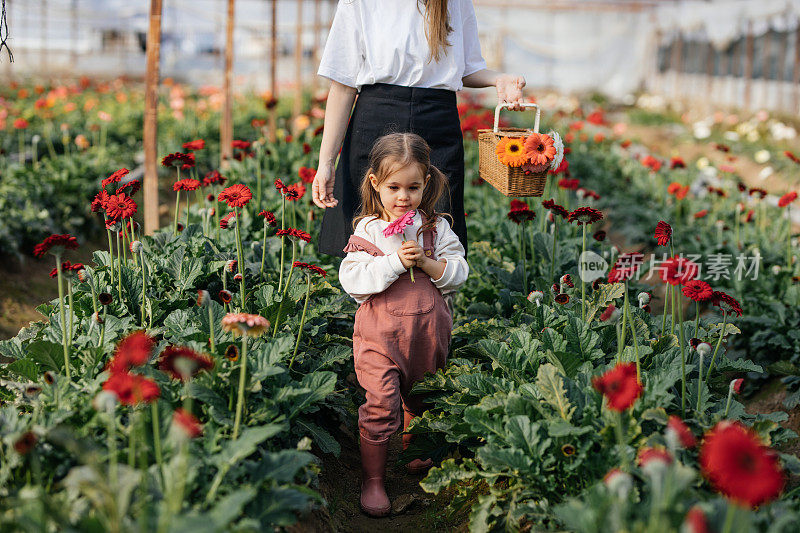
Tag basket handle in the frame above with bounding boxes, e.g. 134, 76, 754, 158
493, 102, 540, 134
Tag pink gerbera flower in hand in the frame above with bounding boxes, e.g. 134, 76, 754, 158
382, 210, 417, 282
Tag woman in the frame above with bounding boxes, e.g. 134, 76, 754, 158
312, 0, 526, 259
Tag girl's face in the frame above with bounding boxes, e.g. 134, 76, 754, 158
370, 162, 429, 222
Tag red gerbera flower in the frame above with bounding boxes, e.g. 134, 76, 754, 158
274, 178, 287, 193
13, 118, 29, 129
670, 157, 686, 169
641, 155, 662, 172
508, 202, 536, 224
220, 211, 237, 229
778, 191, 797, 208
666, 415, 697, 448
568, 207, 603, 225
653, 221, 672, 246
699, 421, 784, 508
182, 139, 205, 151
259, 210, 277, 227
231, 139, 251, 150
285, 182, 306, 200
102, 372, 160, 406
298, 166, 317, 184
637, 447, 673, 468
101, 168, 130, 189
173, 178, 201, 192
276, 228, 311, 243
558, 178, 580, 190
694, 209, 709, 219
660, 256, 699, 286
682, 507, 709, 533
303, 142, 312, 154
710, 291, 743, 317
607, 253, 644, 283
542, 199, 569, 220
592, 362, 643, 412
33, 234, 79, 258
173, 408, 203, 438
292, 261, 327, 277
158, 345, 214, 381
161, 152, 194, 168
784, 150, 800, 164
107, 331, 155, 374
748, 187, 767, 199
202, 170, 227, 187
219, 289, 233, 304
105, 193, 138, 220
116, 180, 141, 195
91, 189, 110, 212
554, 293, 570, 304
682, 280, 713, 302
218, 184, 252, 208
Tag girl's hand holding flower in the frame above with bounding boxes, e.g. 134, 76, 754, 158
495, 74, 526, 111
398, 240, 423, 269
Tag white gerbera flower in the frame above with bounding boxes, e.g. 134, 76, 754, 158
549, 131, 564, 171
754, 150, 770, 164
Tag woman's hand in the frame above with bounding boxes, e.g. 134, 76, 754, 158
398, 240, 423, 269
495, 74, 526, 111
312, 162, 338, 209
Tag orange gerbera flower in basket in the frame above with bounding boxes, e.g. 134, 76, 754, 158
495, 137, 528, 167
524, 133, 557, 166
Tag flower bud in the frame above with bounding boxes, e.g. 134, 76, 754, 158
771, 265, 782, 275
219, 289, 233, 304
603, 468, 632, 499
130, 240, 143, 254
696, 342, 712, 357
92, 390, 118, 413
197, 289, 210, 307
233, 273, 243, 282
77, 269, 91, 283
527, 290, 544, 305
92, 312, 104, 325
226, 260, 237, 273
730, 378, 744, 394
43, 371, 56, 385
99, 292, 113, 306
637, 292, 650, 307
24, 385, 43, 399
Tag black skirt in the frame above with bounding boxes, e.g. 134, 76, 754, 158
317, 83, 467, 258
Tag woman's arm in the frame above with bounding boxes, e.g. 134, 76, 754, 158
312, 80, 358, 209
462, 69, 527, 111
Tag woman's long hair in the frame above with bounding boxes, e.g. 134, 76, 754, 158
353, 132, 452, 240
417, 0, 452, 63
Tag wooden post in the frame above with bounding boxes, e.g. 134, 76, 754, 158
671, 33, 683, 100
269, 0, 277, 142
40, 0, 47, 74
71, 0, 79, 69
312, 0, 321, 92
221, 0, 235, 169
143, 0, 163, 235
761, 28, 772, 108
294, 0, 304, 118
744, 21, 754, 110
706, 40, 714, 110
794, 20, 800, 113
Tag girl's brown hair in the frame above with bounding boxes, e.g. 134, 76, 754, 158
417, 0, 452, 63
353, 132, 452, 240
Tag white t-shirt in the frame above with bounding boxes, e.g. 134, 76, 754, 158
317, 0, 487, 92
339, 211, 470, 304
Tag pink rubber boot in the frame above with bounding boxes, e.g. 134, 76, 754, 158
402, 410, 433, 474
359, 436, 391, 517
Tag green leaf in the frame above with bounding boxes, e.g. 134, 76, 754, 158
4, 358, 40, 381
307, 344, 352, 373
535, 363, 575, 421
587, 282, 625, 322
172, 488, 257, 532
420, 458, 477, 493
27, 340, 65, 372
295, 420, 341, 456
187, 383, 233, 426
252, 449, 315, 483
275, 371, 336, 420
212, 424, 286, 468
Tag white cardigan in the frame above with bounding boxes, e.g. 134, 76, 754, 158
339, 211, 469, 304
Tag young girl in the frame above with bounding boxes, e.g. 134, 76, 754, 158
339, 133, 469, 517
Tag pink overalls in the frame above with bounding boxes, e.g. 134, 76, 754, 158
343, 218, 453, 444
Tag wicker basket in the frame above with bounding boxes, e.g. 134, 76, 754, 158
478, 102, 548, 197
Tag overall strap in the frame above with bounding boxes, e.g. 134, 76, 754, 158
419, 212, 438, 260
343, 235, 385, 257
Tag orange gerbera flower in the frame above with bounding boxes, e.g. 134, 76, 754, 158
524, 133, 557, 166
495, 137, 528, 167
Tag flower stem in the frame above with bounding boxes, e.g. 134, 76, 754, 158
116, 232, 123, 301
232, 335, 248, 440
278, 196, 286, 292
787, 205, 793, 270
706, 311, 728, 380
614, 410, 628, 468
55, 256, 70, 380
99, 307, 107, 352
519, 221, 528, 296
581, 224, 587, 321
260, 220, 269, 281
693, 302, 700, 338
724, 380, 735, 418
289, 275, 312, 370
140, 254, 147, 326
207, 304, 216, 353
107, 227, 115, 284
721, 504, 736, 533
676, 290, 688, 417
173, 190, 181, 235
233, 208, 246, 311
619, 287, 629, 358
272, 251, 296, 336
625, 282, 640, 381
661, 284, 669, 335
151, 401, 164, 485
550, 221, 559, 282
696, 352, 705, 414
107, 412, 118, 493
128, 410, 137, 467
67, 280, 75, 348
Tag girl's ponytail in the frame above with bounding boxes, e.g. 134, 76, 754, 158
416, 164, 453, 240
418, 0, 452, 63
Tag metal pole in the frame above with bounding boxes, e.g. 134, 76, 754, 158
294, 0, 304, 118
221, 0, 235, 168
744, 21, 754, 110
269, 0, 277, 142
143, 0, 163, 235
